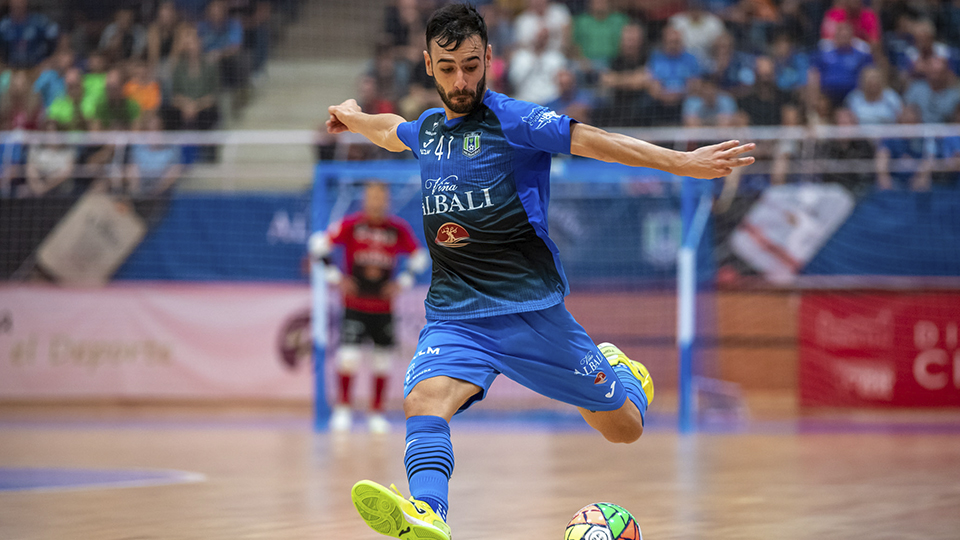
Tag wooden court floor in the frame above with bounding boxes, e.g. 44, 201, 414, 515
1, 405, 960, 540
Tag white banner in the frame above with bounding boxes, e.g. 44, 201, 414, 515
0, 283, 313, 400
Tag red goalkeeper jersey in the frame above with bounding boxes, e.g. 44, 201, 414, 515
328, 212, 420, 314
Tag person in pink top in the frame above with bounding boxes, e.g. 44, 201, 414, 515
820, 0, 880, 44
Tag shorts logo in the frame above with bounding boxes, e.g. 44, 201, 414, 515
605, 381, 617, 398
521, 107, 561, 130
573, 351, 604, 377
462, 131, 481, 158
593, 372, 607, 385
435, 222, 469, 248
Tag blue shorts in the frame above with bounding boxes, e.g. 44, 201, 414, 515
403, 303, 627, 413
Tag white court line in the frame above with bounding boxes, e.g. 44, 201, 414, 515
0, 468, 207, 494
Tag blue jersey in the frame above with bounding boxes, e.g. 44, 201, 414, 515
396, 90, 574, 320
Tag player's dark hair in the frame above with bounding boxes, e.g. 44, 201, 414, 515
425, 3, 487, 53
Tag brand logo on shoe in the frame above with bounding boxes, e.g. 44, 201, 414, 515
435, 222, 469, 248
399, 526, 411, 536
593, 372, 607, 385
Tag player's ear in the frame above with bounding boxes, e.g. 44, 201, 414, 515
485, 43, 492, 68
423, 49, 433, 77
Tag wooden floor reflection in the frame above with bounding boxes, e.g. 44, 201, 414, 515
1, 405, 959, 540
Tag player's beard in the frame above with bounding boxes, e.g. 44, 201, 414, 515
436, 74, 486, 115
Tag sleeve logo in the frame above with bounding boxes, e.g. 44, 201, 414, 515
434, 222, 470, 248
462, 131, 482, 158
521, 107, 561, 130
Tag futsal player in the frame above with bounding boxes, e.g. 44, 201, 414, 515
309, 181, 428, 434
325, 4, 755, 539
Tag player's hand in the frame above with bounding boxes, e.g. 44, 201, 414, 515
339, 276, 359, 297
684, 140, 756, 179
326, 99, 361, 134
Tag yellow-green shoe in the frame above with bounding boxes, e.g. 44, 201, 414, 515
351, 480, 452, 540
597, 342, 654, 405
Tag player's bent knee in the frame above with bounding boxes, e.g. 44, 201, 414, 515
603, 423, 643, 444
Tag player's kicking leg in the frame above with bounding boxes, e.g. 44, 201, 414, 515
578, 343, 654, 443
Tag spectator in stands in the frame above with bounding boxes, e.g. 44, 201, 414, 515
124, 114, 183, 199
98, 7, 147, 63
0, 70, 40, 130
24, 118, 77, 198
667, 0, 725, 65
242, 1, 272, 80
147, 1, 181, 75
820, 0, 880, 44
166, 26, 220, 132
883, 11, 916, 76
573, 0, 629, 70
645, 26, 701, 125
902, 19, 959, 82
384, 0, 427, 66
0, 0, 58, 69
937, 0, 960, 49
814, 107, 875, 195
92, 68, 141, 131
123, 59, 162, 117
702, 31, 756, 97
904, 56, 960, 124
623, 0, 684, 44
737, 56, 793, 126
509, 27, 567, 104
545, 67, 594, 122
81, 51, 109, 118
357, 74, 396, 116
682, 75, 737, 127
876, 104, 936, 191
597, 22, 650, 126
770, 33, 808, 99
844, 66, 902, 125
46, 68, 91, 131
32, 48, 75, 108
513, 0, 571, 56
198, 0, 249, 108
367, 41, 407, 109
777, 0, 816, 47
477, 2, 513, 62
725, 0, 779, 55
808, 21, 873, 107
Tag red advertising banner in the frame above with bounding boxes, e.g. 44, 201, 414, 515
799, 292, 960, 407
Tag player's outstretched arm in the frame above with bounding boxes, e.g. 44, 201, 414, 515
327, 99, 410, 153
570, 123, 755, 179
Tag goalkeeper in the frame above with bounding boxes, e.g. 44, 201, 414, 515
309, 181, 428, 434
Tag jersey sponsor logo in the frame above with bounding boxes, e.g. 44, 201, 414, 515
435, 222, 469, 248
462, 131, 481, 158
422, 188, 495, 216
521, 107, 562, 130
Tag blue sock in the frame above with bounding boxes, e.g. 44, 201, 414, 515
404, 415, 454, 522
611, 364, 649, 425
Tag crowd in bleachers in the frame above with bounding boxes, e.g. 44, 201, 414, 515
348, 0, 960, 190
0, 0, 294, 199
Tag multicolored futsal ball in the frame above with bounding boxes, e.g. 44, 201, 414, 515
564, 502, 642, 540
